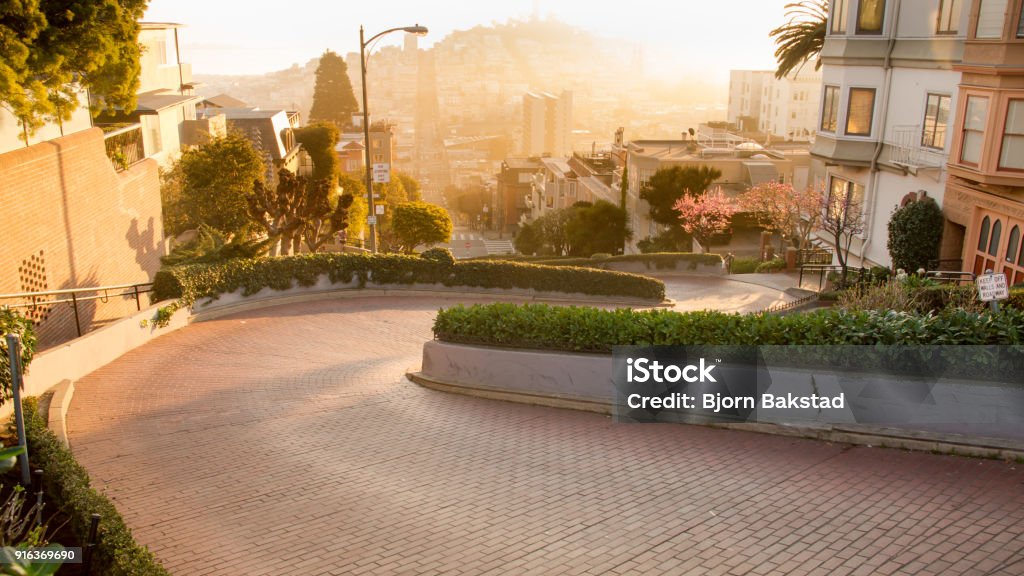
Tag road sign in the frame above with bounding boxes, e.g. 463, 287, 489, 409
372, 163, 390, 183
367, 216, 377, 226
977, 272, 1009, 302
375, 204, 385, 215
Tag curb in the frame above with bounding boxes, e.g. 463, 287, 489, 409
408, 371, 1024, 461
47, 379, 74, 448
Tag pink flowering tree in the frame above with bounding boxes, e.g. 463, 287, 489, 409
672, 187, 738, 254
740, 182, 824, 253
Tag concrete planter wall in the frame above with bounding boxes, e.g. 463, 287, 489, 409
599, 260, 725, 276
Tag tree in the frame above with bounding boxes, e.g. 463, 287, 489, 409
741, 182, 823, 252
295, 122, 340, 181
308, 50, 359, 129
159, 164, 189, 237
248, 169, 353, 255
339, 174, 367, 243
673, 187, 738, 254
535, 209, 575, 256
640, 166, 722, 225
567, 200, 632, 256
770, 0, 827, 79
0, 0, 147, 138
821, 183, 866, 283
514, 221, 543, 256
887, 196, 945, 272
390, 201, 453, 254
396, 172, 422, 202
177, 133, 266, 235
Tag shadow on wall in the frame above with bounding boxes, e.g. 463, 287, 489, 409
126, 216, 163, 274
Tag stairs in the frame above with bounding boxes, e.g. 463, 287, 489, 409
484, 240, 515, 256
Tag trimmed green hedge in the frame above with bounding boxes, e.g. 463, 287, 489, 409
433, 303, 1024, 353
20, 398, 171, 576
531, 252, 722, 270
153, 253, 666, 304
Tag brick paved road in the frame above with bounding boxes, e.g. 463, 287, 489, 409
67, 296, 1024, 575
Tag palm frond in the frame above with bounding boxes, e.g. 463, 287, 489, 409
769, 0, 828, 79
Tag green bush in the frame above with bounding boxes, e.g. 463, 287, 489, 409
729, 257, 760, 274
20, 398, 171, 576
0, 309, 35, 407
755, 258, 786, 273
153, 253, 666, 304
433, 303, 1024, 353
419, 247, 455, 266
531, 252, 722, 270
888, 198, 945, 271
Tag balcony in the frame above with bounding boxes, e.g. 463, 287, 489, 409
99, 123, 146, 172
884, 125, 946, 175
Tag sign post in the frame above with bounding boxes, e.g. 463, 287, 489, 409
976, 270, 1009, 312
372, 163, 391, 184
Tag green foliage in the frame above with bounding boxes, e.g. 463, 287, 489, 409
0, 309, 35, 408
433, 303, 1024, 353
152, 302, 181, 328
637, 229, 692, 253
769, 0, 826, 79
420, 248, 455, 266
730, 257, 761, 274
175, 133, 266, 235
566, 200, 631, 256
294, 122, 340, 181
887, 198, 945, 272
308, 50, 359, 128
390, 202, 453, 254
527, 252, 722, 271
19, 398, 171, 575
396, 173, 422, 202
514, 222, 544, 256
755, 258, 786, 273
152, 254, 666, 304
161, 226, 272, 267
0, 0, 147, 137
639, 166, 722, 225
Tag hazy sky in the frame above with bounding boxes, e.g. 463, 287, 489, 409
143, 0, 794, 81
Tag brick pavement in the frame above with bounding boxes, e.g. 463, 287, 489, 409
67, 296, 1024, 575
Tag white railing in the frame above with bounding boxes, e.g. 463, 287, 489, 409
886, 124, 946, 169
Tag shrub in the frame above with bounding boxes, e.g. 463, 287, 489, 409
755, 258, 786, 273
152, 253, 666, 304
887, 198, 945, 271
532, 253, 722, 270
419, 247, 455, 266
20, 398, 171, 576
590, 253, 612, 260
0, 309, 35, 407
729, 257, 760, 274
433, 303, 1024, 353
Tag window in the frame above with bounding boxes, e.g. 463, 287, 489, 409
1008, 226, 1021, 264
978, 216, 991, 251
999, 99, 1024, 170
827, 176, 865, 223
832, 0, 848, 32
937, 0, 962, 33
976, 0, 1007, 38
1018, 3, 1024, 37
821, 86, 839, 132
857, 0, 885, 34
921, 94, 951, 149
845, 88, 876, 136
989, 219, 1002, 256
960, 96, 989, 165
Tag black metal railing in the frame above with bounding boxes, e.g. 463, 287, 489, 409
101, 123, 145, 171
0, 282, 153, 338
798, 265, 871, 291
925, 270, 975, 285
797, 247, 833, 266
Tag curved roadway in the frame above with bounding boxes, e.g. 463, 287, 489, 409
66, 286, 1024, 575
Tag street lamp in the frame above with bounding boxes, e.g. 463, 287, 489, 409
360, 23, 428, 253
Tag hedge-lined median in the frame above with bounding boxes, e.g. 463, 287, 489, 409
472, 252, 723, 271
152, 253, 666, 304
21, 397, 171, 576
433, 302, 1024, 353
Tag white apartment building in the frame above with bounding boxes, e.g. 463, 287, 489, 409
728, 68, 822, 141
811, 0, 971, 268
522, 90, 573, 157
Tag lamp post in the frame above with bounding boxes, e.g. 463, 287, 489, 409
360, 23, 428, 253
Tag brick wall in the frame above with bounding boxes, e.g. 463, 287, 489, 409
0, 128, 165, 349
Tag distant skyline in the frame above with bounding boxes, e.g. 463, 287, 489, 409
143, 0, 796, 82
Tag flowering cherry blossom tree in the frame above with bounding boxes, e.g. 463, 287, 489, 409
673, 187, 738, 254
740, 182, 824, 252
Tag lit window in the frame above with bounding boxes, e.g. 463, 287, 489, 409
999, 99, 1024, 170
976, 0, 1007, 38
832, 0, 848, 33
827, 176, 865, 222
857, 0, 885, 34
820, 86, 839, 132
960, 96, 988, 165
921, 94, 951, 149
845, 88, 876, 136
937, 0, 962, 33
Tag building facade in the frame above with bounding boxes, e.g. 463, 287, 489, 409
522, 91, 573, 157
811, 0, 972, 268
942, 0, 1024, 283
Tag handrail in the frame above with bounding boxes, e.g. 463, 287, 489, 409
0, 282, 154, 338
0, 282, 153, 300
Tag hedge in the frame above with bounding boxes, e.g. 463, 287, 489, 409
20, 398, 171, 576
530, 252, 723, 270
433, 302, 1024, 353
152, 253, 666, 304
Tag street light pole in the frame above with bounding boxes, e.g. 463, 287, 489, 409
360, 24, 428, 254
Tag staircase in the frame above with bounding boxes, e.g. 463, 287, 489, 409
484, 239, 515, 256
